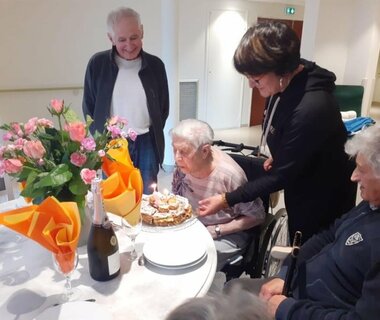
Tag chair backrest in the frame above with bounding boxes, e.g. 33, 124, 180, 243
227, 153, 269, 211
333, 85, 364, 115
221, 152, 274, 279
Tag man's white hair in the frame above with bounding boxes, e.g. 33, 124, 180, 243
107, 7, 142, 38
345, 125, 380, 177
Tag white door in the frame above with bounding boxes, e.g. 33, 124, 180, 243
205, 10, 247, 129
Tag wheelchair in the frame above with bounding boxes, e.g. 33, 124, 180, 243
213, 140, 289, 280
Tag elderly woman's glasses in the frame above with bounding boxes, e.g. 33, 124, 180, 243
246, 74, 264, 86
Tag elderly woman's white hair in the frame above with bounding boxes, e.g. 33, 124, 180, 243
170, 119, 214, 150
165, 284, 271, 320
345, 125, 380, 177
107, 7, 142, 38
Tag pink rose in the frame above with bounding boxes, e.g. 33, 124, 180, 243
81, 137, 96, 151
24, 117, 38, 135
108, 116, 119, 126
107, 125, 122, 139
11, 123, 23, 137
128, 128, 137, 141
98, 150, 106, 157
14, 138, 26, 150
37, 118, 54, 128
3, 132, 12, 141
80, 168, 96, 185
50, 99, 64, 113
70, 152, 87, 167
66, 122, 86, 142
23, 140, 46, 159
4, 158, 23, 174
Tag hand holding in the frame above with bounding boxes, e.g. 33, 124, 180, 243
267, 294, 287, 318
263, 157, 273, 171
259, 278, 284, 301
198, 194, 225, 217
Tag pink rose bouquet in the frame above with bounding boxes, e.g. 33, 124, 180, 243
0, 99, 136, 220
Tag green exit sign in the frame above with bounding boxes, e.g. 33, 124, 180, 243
285, 7, 296, 15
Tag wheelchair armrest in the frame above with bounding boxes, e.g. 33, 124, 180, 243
270, 246, 292, 260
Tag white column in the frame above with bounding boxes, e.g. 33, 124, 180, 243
161, 0, 179, 168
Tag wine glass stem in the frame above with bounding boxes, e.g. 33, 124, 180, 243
64, 276, 73, 300
131, 238, 137, 257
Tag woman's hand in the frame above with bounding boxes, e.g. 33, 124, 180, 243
263, 157, 273, 171
259, 278, 284, 301
198, 194, 225, 217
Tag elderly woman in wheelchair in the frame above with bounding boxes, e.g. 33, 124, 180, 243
170, 119, 265, 271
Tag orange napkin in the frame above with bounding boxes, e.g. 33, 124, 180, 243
102, 139, 143, 225
0, 196, 80, 255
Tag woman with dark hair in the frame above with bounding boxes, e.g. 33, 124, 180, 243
199, 22, 356, 243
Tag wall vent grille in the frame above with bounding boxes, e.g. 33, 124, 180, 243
179, 80, 198, 120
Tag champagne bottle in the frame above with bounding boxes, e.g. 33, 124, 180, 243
87, 175, 120, 281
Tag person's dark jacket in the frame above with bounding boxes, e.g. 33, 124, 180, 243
82, 47, 169, 164
226, 59, 356, 242
277, 201, 380, 319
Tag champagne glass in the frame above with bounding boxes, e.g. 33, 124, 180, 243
121, 213, 142, 261
52, 249, 79, 302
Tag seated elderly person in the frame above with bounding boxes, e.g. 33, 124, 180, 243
226, 125, 380, 319
171, 119, 265, 271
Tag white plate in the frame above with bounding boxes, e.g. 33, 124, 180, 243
34, 301, 112, 320
143, 233, 206, 267
145, 251, 207, 270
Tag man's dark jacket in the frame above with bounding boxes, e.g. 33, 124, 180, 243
82, 47, 169, 164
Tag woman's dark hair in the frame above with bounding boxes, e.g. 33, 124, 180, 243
233, 22, 300, 76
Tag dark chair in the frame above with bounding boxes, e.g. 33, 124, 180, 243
213, 141, 289, 280
334, 84, 364, 115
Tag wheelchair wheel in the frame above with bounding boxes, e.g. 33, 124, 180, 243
263, 211, 289, 278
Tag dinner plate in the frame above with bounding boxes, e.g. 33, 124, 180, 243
34, 301, 112, 320
143, 233, 206, 267
145, 251, 207, 270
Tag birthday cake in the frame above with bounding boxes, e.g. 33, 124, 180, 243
140, 192, 193, 226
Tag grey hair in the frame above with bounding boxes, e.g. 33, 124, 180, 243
165, 285, 271, 320
345, 125, 380, 177
170, 119, 214, 150
107, 7, 142, 38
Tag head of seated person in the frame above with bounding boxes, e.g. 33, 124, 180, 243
165, 284, 271, 320
170, 119, 251, 187
170, 119, 215, 178
170, 119, 215, 179
346, 124, 380, 206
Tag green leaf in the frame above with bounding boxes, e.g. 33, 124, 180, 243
34, 164, 73, 188
69, 174, 89, 196
17, 165, 40, 181
21, 171, 45, 199
65, 108, 81, 123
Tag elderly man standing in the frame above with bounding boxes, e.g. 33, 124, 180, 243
171, 119, 265, 271
82, 7, 169, 194
227, 125, 380, 319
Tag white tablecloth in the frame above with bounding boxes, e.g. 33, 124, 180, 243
0, 217, 217, 320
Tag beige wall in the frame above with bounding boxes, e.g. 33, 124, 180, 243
1, 0, 380, 164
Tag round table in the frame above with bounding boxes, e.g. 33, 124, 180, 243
0, 216, 217, 320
